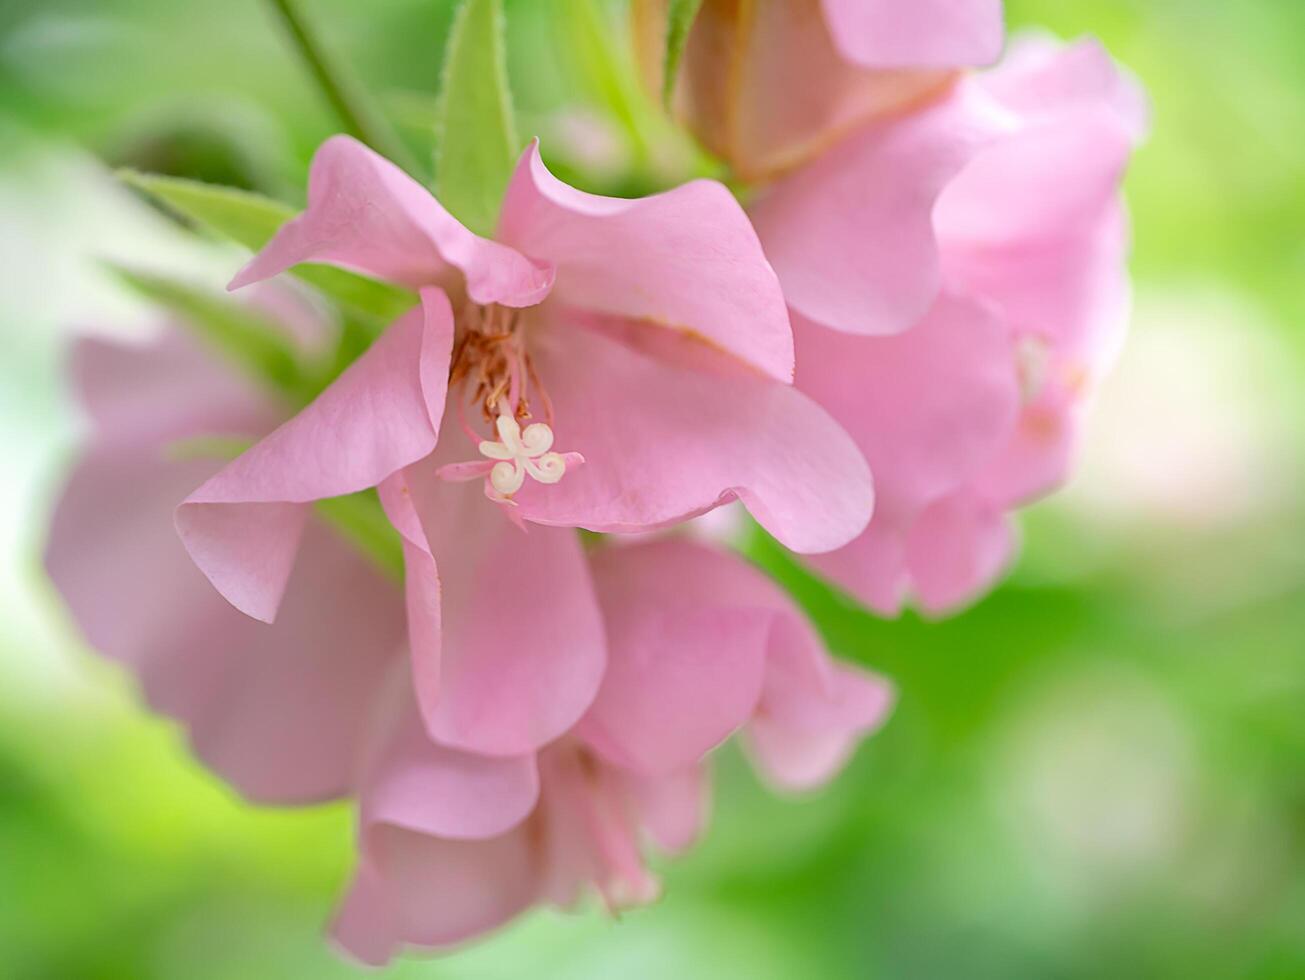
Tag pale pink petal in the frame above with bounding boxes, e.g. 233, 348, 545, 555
497, 143, 793, 381
802, 511, 912, 617
623, 765, 710, 855
659, 0, 956, 181
578, 603, 767, 772
183, 522, 404, 803
376, 471, 445, 723
359, 680, 539, 841
539, 749, 658, 909
793, 295, 1019, 515
789, 293, 1018, 613
176, 288, 453, 622
971, 376, 1081, 507
334, 823, 540, 961
231, 135, 553, 306
533, 750, 599, 908
398, 539, 443, 718
578, 543, 772, 773
906, 490, 1016, 615
330, 863, 400, 967
938, 112, 1134, 355
513, 320, 873, 555
820, 0, 1004, 68
979, 37, 1149, 140
69, 332, 276, 450
936, 41, 1142, 358
750, 85, 1006, 335
581, 538, 892, 790
398, 455, 607, 756
747, 677, 890, 791
46, 448, 404, 804
574, 597, 764, 767
938, 113, 1132, 249
746, 617, 895, 792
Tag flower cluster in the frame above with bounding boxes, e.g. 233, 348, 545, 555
46, 1, 1142, 964
651, 0, 1146, 614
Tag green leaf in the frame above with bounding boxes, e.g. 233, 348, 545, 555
107, 264, 324, 406
120, 170, 290, 250
434, 0, 520, 236
120, 170, 415, 324
293, 264, 413, 326
315, 490, 405, 582
663, 0, 705, 107
561, 0, 652, 162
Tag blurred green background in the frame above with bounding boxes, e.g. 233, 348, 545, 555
2, 1, 1303, 977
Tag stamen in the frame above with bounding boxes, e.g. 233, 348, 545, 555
443, 303, 582, 509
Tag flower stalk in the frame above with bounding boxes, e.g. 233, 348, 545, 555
264, 0, 422, 178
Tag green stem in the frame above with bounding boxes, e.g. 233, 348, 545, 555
265, 0, 422, 176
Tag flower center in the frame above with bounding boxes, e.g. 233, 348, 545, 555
479, 411, 568, 497
449, 303, 543, 424
440, 302, 582, 506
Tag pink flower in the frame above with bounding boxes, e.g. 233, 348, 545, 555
45, 309, 407, 804
749, 38, 1147, 614
634, 0, 1004, 179
46, 311, 892, 949
332, 538, 894, 963
177, 136, 873, 756
45, 323, 892, 958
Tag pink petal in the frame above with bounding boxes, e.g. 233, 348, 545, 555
746, 617, 895, 792
578, 542, 772, 773
937, 113, 1135, 356
359, 678, 540, 841
802, 512, 913, 617
791, 294, 1019, 611
747, 673, 892, 792
532, 750, 600, 908
578, 603, 766, 771
176, 288, 453, 622
377, 472, 445, 726
513, 319, 873, 555
905, 490, 1016, 616
69, 332, 276, 449
231, 135, 553, 306
397, 454, 607, 757
622, 765, 710, 855
538, 748, 658, 909
183, 522, 404, 803
333, 823, 540, 962
820, 0, 1004, 69
972, 376, 1081, 507
937, 113, 1133, 248
979, 37, 1149, 141
794, 294, 1019, 514
330, 863, 400, 967
750, 84, 1005, 336
398, 539, 443, 721
662, 0, 956, 181
47, 448, 404, 805
497, 142, 793, 382
938, 40, 1142, 356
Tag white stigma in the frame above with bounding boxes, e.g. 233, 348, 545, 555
479, 412, 569, 497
